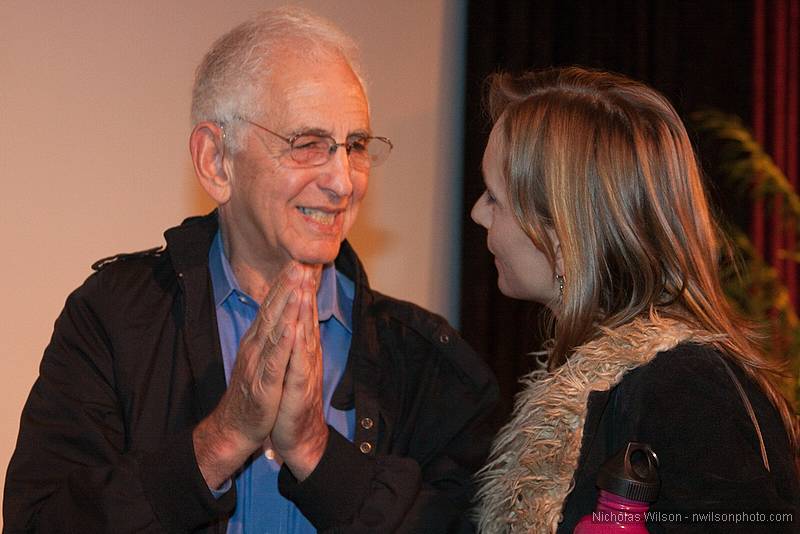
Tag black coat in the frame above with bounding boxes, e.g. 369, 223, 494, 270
559, 344, 800, 533
4, 213, 498, 533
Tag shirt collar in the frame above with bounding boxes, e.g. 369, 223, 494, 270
209, 230, 241, 308
208, 230, 353, 332
317, 262, 353, 333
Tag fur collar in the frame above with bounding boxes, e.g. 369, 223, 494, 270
475, 315, 721, 533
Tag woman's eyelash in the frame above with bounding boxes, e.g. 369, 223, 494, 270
485, 189, 496, 203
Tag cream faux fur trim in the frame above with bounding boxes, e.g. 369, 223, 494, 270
474, 315, 723, 533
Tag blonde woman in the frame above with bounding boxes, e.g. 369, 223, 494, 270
472, 67, 799, 533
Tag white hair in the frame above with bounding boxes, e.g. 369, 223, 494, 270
191, 6, 366, 152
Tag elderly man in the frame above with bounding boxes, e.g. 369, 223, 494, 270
4, 7, 496, 534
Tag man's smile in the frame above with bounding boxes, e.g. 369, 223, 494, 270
297, 206, 342, 227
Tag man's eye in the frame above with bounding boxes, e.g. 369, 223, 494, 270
348, 137, 369, 152
293, 136, 329, 151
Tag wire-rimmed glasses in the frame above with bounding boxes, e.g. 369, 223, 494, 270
232, 116, 392, 171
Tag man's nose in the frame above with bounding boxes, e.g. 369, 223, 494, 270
320, 146, 354, 198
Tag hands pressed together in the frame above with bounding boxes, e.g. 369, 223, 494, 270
194, 262, 329, 489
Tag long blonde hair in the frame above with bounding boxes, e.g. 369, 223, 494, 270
488, 66, 798, 451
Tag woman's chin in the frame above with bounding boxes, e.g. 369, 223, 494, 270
497, 275, 552, 305
497, 276, 522, 300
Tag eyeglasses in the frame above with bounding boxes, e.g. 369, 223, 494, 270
231, 116, 392, 170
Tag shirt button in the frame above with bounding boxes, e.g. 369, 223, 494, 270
359, 441, 373, 454
360, 417, 374, 430
238, 296, 247, 304
264, 448, 276, 460
439, 333, 450, 344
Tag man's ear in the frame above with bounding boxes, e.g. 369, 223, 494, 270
190, 121, 231, 204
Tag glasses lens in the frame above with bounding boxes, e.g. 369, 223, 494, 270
344, 137, 370, 170
364, 138, 392, 167
346, 137, 392, 170
290, 135, 332, 166
288, 135, 392, 169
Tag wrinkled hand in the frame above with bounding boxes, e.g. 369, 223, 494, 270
271, 265, 329, 480
194, 262, 302, 489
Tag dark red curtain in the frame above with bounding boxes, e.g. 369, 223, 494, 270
460, 0, 756, 427
752, 0, 800, 306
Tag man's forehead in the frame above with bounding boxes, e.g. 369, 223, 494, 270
259, 56, 369, 131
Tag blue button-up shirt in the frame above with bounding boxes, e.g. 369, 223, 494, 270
209, 231, 355, 533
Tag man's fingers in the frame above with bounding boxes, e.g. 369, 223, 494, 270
287, 288, 323, 384
300, 289, 316, 352
265, 289, 299, 345
258, 322, 294, 386
270, 280, 327, 478
250, 266, 301, 349
281, 291, 312, 387
263, 262, 301, 310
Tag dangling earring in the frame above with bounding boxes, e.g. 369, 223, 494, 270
555, 274, 565, 300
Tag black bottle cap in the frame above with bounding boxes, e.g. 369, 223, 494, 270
596, 442, 660, 503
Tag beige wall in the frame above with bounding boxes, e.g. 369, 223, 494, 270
0, 0, 465, 517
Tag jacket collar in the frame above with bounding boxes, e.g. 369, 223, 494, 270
163, 212, 226, 420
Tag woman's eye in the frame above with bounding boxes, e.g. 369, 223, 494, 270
485, 189, 496, 204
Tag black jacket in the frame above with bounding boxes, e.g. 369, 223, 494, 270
4, 212, 498, 533
559, 344, 800, 533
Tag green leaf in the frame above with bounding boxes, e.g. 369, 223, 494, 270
692, 110, 800, 409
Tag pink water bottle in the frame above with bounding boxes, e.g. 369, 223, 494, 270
573, 442, 660, 534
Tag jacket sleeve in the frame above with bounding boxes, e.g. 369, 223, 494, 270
3, 273, 234, 533
613, 346, 799, 534
278, 332, 498, 533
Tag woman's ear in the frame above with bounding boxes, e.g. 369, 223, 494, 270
553, 234, 565, 278
190, 121, 231, 205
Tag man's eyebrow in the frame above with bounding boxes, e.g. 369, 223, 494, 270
347, 128, 371, 138
287, 126, 329, 137
289, 126, 372, 138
